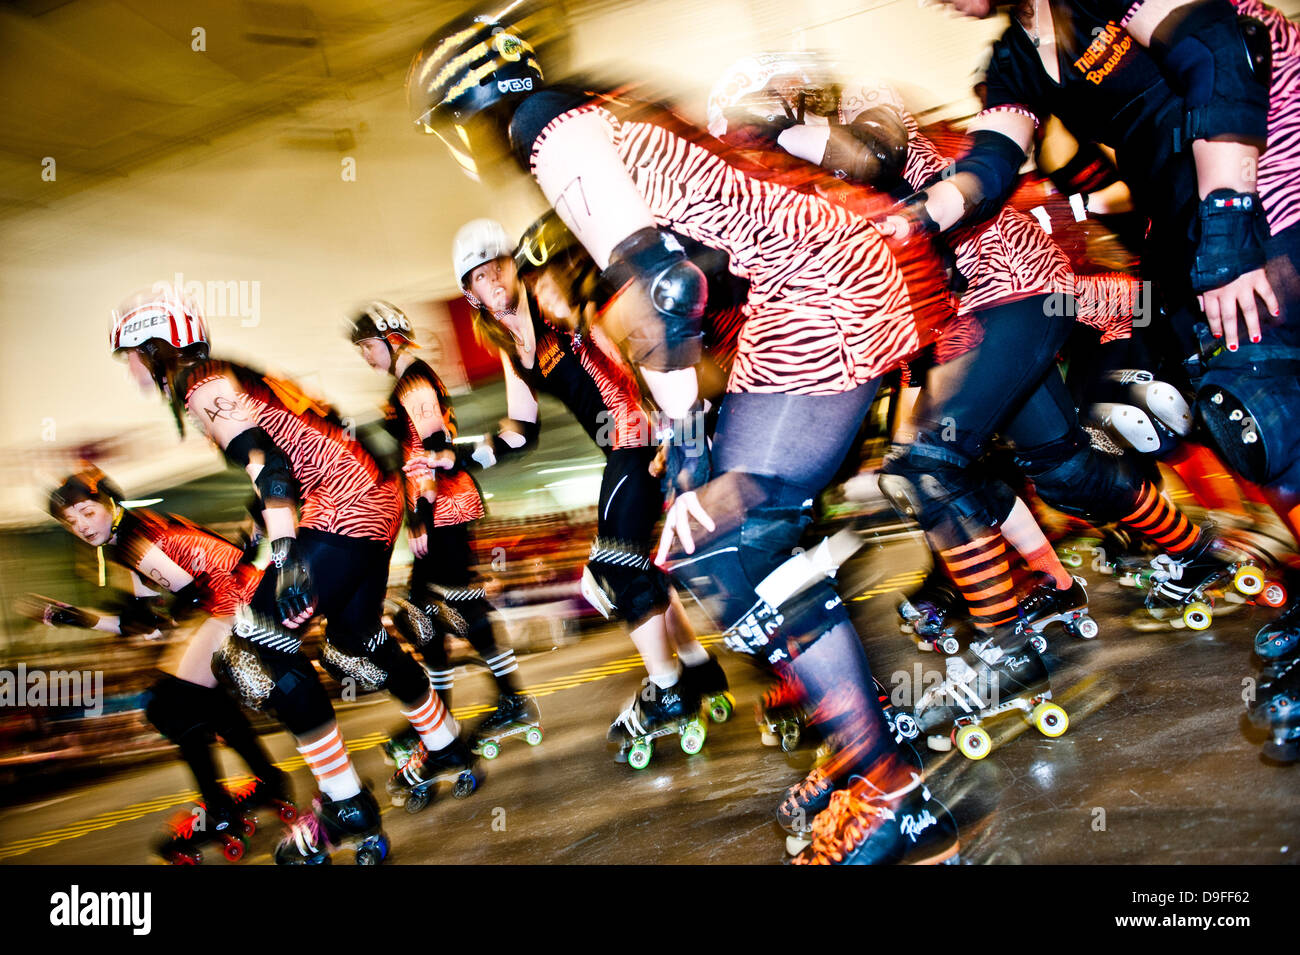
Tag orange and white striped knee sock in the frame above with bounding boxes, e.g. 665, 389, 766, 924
938, 533, 1020, 631
402, 690, 456, 752
297, 725, 361, 802
1119, 482, 1202, 554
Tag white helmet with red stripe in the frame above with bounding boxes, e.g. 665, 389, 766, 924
110, 282, 211, 436
110, 282, 209, 354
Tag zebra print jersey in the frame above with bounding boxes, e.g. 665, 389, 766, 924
390, 358, 485, 528
528, 102, 923, 397
180, 359, 403, 544
900, 111, 1075, 317
110, 508, 261, 618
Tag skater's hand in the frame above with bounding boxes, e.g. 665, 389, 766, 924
873, 214, 912, 240
1199, 267, 1279, 353
403, 450, 455, 478
409, 531, 428, 559
656, 491, 715, 564
270, 538, 315, 629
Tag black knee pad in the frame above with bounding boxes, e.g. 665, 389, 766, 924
1199, 356, 1300, 485
585, 538, 671, 626
212, 633, 334, 737
670, 503, 812, 633
1014, 430, 1144, 523
144, 676, 212, 744
878, 442, 1005, 541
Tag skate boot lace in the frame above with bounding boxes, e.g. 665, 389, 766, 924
284, 808, 327, 857
781, 767, 832, 817
795, 773, 928, 865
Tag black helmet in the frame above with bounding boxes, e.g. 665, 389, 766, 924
49, 466, 124, 523
348, 301, 418, 375
406, 10, 544, 179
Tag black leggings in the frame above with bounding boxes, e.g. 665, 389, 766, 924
666, 380, 898, 772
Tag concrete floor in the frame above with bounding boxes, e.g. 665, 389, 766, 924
1, 533, 1295, 866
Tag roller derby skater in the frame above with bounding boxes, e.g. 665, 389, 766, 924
408, 10, 958, 859
37, 468, 298, 862
109, 283, 473, 857
916, 0, 1300, 642
436, 215, 726, 768
347, 301, 532, 757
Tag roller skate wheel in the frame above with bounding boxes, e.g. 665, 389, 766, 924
708, 694, 734, 723
167, 848, 200, 866
1233, 565, 1265, 596
780, 731, 800, 753
785, 833, 813, 857
1075, 616, 1099, 640
278, 803, 298, 823
1031, 701, 1069, 738
1183, 601, 1213, 631
680, 721, 706, 755
355, 834, 388, 866
524, 727, 543, 746
926, 734, 953, 753
628, 741, 653, 770
221, 836, 247, 863
240, 814, 256, 837
938, 635, 961, 656
1260, 582, 1288, 609
1029, 633, 1048, 655
760, 730, 780, 747
452, 773, 477, 799
480, 741, 500, 760
893, 712, 919, 741
955, 724, 992, 760
403, 789, 430, 814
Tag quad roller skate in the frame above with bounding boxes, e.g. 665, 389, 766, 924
386, 738, 479, 812
274, 788, 389, 865
608, 678, 705, 770
898, 571, 964, 655
1247, 657, 1300, 763
757, 674, 807, 752
1126, 534, 1273, 631
381, 726, 422, 769
1017, 574, 1098, 653
682, 654, 735, 724
471, 693, 543, 759
155, 798, 251, 865
910, 631, 1068, 760
1255, 601, 1300, 663
788, 773, 960, 866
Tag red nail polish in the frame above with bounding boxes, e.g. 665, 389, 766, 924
1252, 336, 1260, 343
1228, 343, 1238, 351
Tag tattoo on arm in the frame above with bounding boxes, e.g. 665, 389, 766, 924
554, 178, 591, 233
204, 396, 248, 423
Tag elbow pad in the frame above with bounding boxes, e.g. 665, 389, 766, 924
120, 596, 170, 636
491, 419, 540, 459
942, 129, 1027, 227
1150, 2, 1271, 152
821, 107, 910, 186
226, 428, 299, 507
421, 431, 450, 453
601, 229, 706, 372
